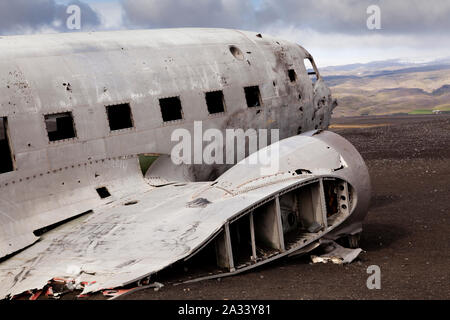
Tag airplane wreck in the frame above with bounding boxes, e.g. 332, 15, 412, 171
0, 28, 370, 299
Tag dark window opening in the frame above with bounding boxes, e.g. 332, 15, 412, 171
106, 103, 134, 131
0, 117, 14, 174
96, 187, 111, 199
244, 86, 262, 108
205, 91, 226, 114
159, 97, 183, 122
288, 69, 297, 82
44, 112, 76, 142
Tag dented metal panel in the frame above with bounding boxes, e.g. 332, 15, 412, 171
0, 28, 369, 299
0, 29, 336, 259
0, 131, 370, 299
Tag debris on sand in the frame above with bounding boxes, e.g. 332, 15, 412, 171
311, 240, 362, 265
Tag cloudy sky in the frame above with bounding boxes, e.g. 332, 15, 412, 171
0, 0, 449, 67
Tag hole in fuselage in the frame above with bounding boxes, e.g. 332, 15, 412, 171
288, 69, 297, 82
229, 46, 244, 60
106, 103, 134, 131
0, 117, 14, 174
44, 112, 77, 142
138, 154, 158, 176
159, 97, 183, 122
244, 86, 262, 108
96, 187, 111, 199
205, 90, 226, 114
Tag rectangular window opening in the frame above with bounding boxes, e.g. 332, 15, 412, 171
45, 112, 76, 142
205, 91, 226, 114
159, 97, 183, 122
106, 103, 134, 131
288, 69, 297, 82
96, 187, 111, 199
304, 58, 319, 84
244, 86, 262, 108
0, 117, 14, 174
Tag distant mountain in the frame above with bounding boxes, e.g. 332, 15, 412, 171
378, 87, 427, 95
432, 84, 450, 96
323, 64, 450, 87
321, 59, 410, 73
321, 57, 450, 78
323, 58, 450, 117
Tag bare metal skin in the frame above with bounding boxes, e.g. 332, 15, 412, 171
0, 29, 368, 298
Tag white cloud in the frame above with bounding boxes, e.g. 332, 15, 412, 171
90, 0, 124, 30
256, 0, 450, 35
121, 0, 254, 29
0, 0, 101, 35
116, 0, 450, 66
1, 0, 450, 66
262, 23, 450, 67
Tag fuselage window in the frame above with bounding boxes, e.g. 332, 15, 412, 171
44, 112, 77, 142
106, 103, 134, 131
159, 97, 183, 122
205, 91, 226, 114
304, 58, 319, 84
0, 117, 14, 174
244, 86, 262, 108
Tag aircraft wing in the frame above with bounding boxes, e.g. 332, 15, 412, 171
0, 177, 309, 298
0, 131, 371, 299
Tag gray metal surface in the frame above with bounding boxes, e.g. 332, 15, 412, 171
0, 28, 369, 299
0, 29, 337, 260
0, 131, 370, 299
